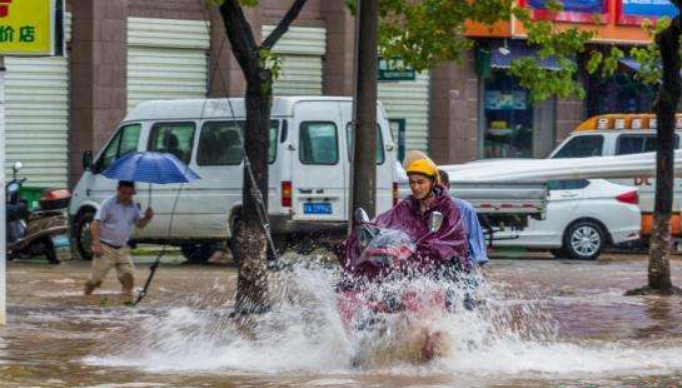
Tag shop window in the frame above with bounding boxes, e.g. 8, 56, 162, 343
586, 73, 656, 116
482, 72, 539, 158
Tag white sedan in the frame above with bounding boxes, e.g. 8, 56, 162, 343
493, 179, 641, 260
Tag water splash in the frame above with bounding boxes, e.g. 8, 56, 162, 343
85, 261, 682, 378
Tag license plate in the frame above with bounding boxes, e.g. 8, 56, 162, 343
304, 202, 332, 215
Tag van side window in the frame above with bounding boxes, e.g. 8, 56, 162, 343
346, 124, 385, 164
617, 134, 680, 155
197, 120, 279, 166
552, 135, 604, 159
300, 122, 339, 165
148, 122, 195, 164
98, 123, 142, 171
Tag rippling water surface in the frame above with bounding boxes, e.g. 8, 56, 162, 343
3, 255, 682, 387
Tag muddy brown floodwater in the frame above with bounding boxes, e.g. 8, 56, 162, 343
3, 254, 682, 387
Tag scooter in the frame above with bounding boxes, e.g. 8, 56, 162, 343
6, 162, 72, 264
336, 209, 452, 364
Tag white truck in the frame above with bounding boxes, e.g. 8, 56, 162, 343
395, 164, 548, 242
69, 96, 549, 263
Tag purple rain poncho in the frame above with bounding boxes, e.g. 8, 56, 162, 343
341, 186, 469, 279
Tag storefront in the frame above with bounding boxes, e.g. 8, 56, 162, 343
585, 56, 657, 117
477, 40, 557, 159
446, 0, 680, 164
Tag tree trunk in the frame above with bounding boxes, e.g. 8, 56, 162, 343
234, 73, 273, 313
628, 14, 682, 296
219, 0, 309, 314
351, 0, 379, 222
650, 21, 681, 292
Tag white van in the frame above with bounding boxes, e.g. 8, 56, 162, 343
69, 97, 397, 262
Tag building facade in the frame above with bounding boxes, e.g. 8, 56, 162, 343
4, 0, 670, 188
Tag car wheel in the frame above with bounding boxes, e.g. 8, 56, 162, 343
74, 210, 95, 261
563, 221, 606, 260
181, 243, 217, 264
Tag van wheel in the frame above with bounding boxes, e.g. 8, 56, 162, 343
181, 243, 216, 264
75, 210, 95, 261
563, 221, 606, 261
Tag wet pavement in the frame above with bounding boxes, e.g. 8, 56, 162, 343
3, 253, 682, 387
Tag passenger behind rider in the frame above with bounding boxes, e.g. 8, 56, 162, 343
438, 169, 489, 268
340, 153, 470, 281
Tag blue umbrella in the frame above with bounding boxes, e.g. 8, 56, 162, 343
102, 152, 200, 184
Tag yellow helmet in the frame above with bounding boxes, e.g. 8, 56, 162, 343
403, 150, 428, 170
406, 158, 441, 184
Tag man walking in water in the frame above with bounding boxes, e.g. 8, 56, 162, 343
84, 181, 154, 301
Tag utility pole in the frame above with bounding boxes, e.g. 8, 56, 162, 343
350, 0, 379, 223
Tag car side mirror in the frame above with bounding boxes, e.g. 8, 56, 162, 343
429, 211, 444, 233
82, 151, 93, 171
354, 208, 370, 224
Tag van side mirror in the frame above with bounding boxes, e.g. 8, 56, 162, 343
429, 211, 444, 233
82, 151, 93, 171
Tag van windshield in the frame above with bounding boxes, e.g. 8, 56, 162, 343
98, 123, 142, 171
552, 135, 604, 159
197, 120, 278, 166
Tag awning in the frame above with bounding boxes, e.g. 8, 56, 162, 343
619, 57, 678, 78
619, 57, 642, 72
490, 40, 573, 71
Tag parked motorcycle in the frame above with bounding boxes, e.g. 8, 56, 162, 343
6, 162, 72, 264
336, 209, 453, 364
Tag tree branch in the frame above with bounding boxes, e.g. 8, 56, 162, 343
260, 0, 309, 50
220, 0, 260, 78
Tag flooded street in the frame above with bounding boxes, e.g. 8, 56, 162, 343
3, 254, 682, 387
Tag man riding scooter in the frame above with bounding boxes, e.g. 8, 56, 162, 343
337, 153, 471, 364
340, 154, 470, 281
